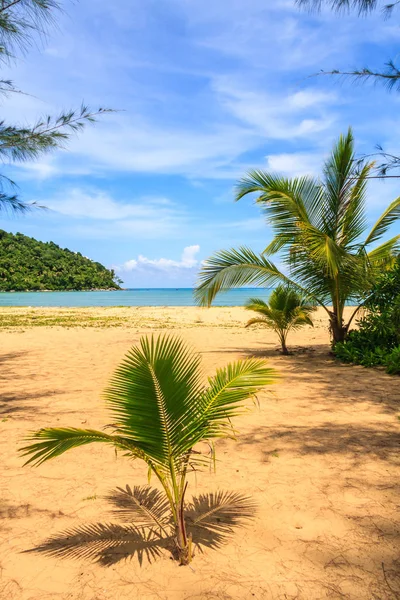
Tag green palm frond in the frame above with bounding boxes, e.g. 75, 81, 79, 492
103, 334, 204, 471
199, 359, 277, 440
20, 428, 144, 467
245, 316, 270, 328
21, 335, 276, 475
364, 196, 400, 247
338, 161, 372, 245
367, 236, 400, 267
195, 246, 308, 307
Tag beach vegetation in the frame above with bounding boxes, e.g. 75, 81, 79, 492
245, 285, 316, 354
334, 257, 400, 374
195, 129, 400, 344
20, 334, 276, 565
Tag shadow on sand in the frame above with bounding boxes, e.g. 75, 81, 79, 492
24, 487, 256, 566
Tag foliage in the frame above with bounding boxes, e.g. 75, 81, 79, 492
245, 285, 316, 354
20, 334, 277, 564
195, 129, 400, 344
0, 229, 121, 291
0, 1, 111, 213
334, 258, 400, 374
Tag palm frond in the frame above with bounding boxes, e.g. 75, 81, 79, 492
244, 287, 316, 336
19, 428, 144, 467
245, 317, 270, 328
199, 359, 277, 440
322, 128, 357, 239
338, 161, 372, 245
364, 196, 400, 247
367, 235, 400, 267
235, 172, 323, 237
103, 334, 204, 471
194, 246, 298, 307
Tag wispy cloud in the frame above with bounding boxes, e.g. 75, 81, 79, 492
265, 152, 323, 176
44, 188, 177, 220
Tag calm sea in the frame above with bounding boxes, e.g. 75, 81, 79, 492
0, 288, 274, 307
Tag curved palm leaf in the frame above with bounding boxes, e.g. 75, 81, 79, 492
20, 428, 146, 467
364, 196, 400, 247
194, 246, 317, 308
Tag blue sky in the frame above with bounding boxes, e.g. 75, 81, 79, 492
1, 0, 399, 287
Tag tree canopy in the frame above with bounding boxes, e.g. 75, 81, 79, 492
0, 229, 121, 291
195, 129, 400, 343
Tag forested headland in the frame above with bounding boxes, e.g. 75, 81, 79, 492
0, 230, 121, 292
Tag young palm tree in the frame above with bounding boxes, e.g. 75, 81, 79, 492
20, 334, 276, 565
195, 129, 400, 343
245, 286, 316, 355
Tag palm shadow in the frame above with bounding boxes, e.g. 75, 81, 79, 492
25, 486, 256, 566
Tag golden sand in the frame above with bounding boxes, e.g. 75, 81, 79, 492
0, 307, 399, 599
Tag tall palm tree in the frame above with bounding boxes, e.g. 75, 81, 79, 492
195, 129, 400, 343
20, 334, 276, 565
245, 286, 316, 354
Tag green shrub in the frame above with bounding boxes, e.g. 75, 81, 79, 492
334, 258, 400, 374
386, 347, 400, 375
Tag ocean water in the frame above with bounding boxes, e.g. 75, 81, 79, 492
0, 288, 274, 307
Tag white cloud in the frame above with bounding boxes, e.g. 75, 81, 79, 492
29, 188, 189, 240
118, 245, 201, 272
44, 188, 177, 220
265, 152, 323, 176
212, 79, 336, 140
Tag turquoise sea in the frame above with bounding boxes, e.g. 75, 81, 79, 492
0, 288, 274, 307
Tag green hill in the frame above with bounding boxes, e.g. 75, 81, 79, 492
0, 230, 122, 292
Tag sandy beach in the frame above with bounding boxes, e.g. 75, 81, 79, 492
0, 306, 399, 600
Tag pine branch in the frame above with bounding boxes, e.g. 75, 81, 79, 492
316, 61, 400, 91
0, 0, 61, 61
0, 105, 114, 162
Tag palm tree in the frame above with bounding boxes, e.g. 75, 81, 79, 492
20, 334, 276, 565
195, 129, 400, 344
245, 286, 316, 355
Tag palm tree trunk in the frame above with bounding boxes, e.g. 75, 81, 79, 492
175, 507, 191, 565
175, 482, 191, 565
331, 282, 347, 344
330, 313, 347, 343
279, 332, 289, 355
